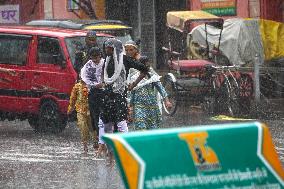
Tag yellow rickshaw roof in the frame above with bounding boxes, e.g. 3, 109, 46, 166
167, 11, 222, 32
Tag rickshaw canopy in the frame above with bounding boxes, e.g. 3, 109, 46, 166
167, 11, 223, 32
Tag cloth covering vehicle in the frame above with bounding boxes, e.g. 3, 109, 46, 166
190, 18, 284, 100
190, 18, 284, 66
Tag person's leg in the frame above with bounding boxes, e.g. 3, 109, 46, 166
98, 118, 105, 143
113, 123, 118, 133
114, 91, 128, 132
96, 118, 106, 158
103, 121, 115, 165
100, 92, 117, 164
88, 90, 100, 138
77, 113, 89, 154
87, 112, 98, 150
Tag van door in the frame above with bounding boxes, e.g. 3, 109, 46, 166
29, 36, 75, 113
0, 34, 32, 113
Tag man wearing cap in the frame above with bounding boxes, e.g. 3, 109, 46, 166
74, 30, 99, 78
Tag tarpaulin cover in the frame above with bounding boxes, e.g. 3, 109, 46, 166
190, 18, 284, 66
259, 19, 284, 61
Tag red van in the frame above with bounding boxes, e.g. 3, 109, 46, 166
0, 26, 112, 133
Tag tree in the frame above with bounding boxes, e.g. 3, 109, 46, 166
71, 0, 97, 19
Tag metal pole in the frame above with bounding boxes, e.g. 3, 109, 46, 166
254, 54, 260, 102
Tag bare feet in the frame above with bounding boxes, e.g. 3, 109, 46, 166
83, 142, 88, 156
106, 149, 115, 166
95, 144, 106, 158
106, 155, 115, 167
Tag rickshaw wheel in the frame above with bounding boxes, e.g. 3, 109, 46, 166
215, 77, 241, 116
162, 75, 178, 116
238, 74, 253, 114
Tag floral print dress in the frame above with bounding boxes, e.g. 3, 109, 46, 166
129, 81, 168, 130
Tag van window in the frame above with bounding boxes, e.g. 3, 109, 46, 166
0, 34, 31, 65
65, 36, 86, 67
37, 37, 64, 64
65, 36, 110, 67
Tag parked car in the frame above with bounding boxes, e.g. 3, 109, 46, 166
26, 19, 133, 44
0, 26, 112, 133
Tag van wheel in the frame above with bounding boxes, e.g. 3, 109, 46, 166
37, 100, 66, 133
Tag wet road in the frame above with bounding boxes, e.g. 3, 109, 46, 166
0, 108, 283, 189
0, 120, 123, 189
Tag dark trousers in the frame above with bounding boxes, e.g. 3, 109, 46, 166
88, 88, 104, 137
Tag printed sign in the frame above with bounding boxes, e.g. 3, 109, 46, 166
103, 122, 284, 189
201, 0, 237, 16
0, 5, 19, 24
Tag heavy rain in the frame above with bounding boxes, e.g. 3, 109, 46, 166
0, 0, 283, 189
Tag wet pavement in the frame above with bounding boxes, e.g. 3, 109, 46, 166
0, 120, 123, 189
0, 107, 283, 189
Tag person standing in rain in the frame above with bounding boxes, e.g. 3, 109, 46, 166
80, 46, 105, 153
67, 78, 97, 155
125, 40, 172, 130
101, 38, 148, 163
74, 30, 104, 146
74, 30, 98, 79
67, 31, 99, 155
101, 38, 149, 132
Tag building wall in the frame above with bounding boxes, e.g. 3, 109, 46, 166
94, 0, 106, 19
249, 0, 260, 18
52, 0, 79, 19
44, 0, 53, 19
18, 0, 106, 23
1, 0, 43, 24
260, 0, 283, 22
52, 0, 105, 19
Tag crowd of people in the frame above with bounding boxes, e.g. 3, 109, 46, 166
67, 31, 172, 165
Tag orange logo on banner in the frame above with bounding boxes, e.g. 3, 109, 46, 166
179, 132, 221, 171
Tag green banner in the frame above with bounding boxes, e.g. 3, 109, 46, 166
203, 7, 236, 16
103, 122, 284, 189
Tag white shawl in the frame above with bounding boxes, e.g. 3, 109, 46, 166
103, 39, 127, 93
